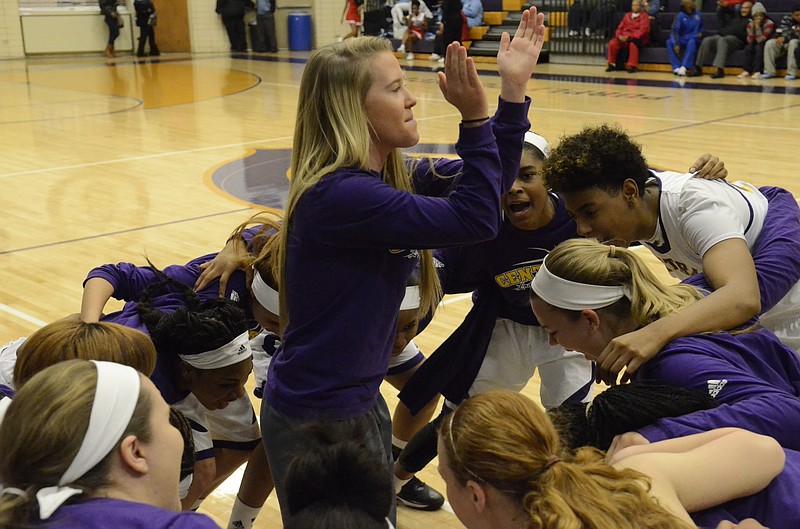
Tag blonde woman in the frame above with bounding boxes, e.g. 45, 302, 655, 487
262, 9, 546, 523
529, 238, 800, 455
438, 390, 792, 529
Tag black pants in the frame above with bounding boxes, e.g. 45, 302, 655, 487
397, 408, 451, 473
104, 15, 120, 46
363, 9, 385, 36
222, 15, 247, 52
254, 13, 278, 52
137, 25, 159, 55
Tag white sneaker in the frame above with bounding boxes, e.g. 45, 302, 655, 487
437, 57, 445, 65
397, 45, 406, 53
429, 53, 441, 61
406, 53, 414, 60
568, 30, 579, 36
737, 71, 751, 78
676, 66, 687, 76
584, 27, 592, 36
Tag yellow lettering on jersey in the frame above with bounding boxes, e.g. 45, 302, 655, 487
494, 265, 540, 289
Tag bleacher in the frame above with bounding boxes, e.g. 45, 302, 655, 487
392, 0, 793, 72
638, 0, 794, 71
390, 0, 541, 60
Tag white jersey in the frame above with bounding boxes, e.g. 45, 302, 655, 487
0, 337, 25, 390
645, 170, 800, 350
644, 170, 768, 278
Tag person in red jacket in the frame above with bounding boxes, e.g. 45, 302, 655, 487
606, 0, 651, 72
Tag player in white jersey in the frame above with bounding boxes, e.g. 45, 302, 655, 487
544, 124, 800, 384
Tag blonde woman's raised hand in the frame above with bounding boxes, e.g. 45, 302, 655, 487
496, 7, 546, 102
437, 42, 489, 123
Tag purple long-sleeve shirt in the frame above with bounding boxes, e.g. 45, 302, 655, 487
265, 98, 531, 420
41, 498, 221, 529
635, 326, 800, 450
85, 255, 251, 334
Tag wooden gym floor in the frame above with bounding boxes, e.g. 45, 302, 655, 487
0, 49, 798, 529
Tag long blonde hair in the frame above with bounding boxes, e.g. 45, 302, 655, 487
540, 239, 704, 328
0, 360, 151, 528
228, 211, 283, 289
275, 37, 440, 329
440, 391, 696, 529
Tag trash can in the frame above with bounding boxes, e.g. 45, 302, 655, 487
288, 11, 312, 51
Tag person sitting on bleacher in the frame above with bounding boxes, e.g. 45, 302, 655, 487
760, 3, 800, 79
642, 0, 663, 44
462, 0, 483, 28
667, 0, 704, 75
739, 2, 775, 77
717, 0, 746, 28
688, 0, 751, 78
606, 0, 650, 72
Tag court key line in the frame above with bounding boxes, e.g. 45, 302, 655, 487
0, 303, 48, 328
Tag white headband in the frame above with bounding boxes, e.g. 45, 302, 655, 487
179, 331, 252, 370
36, 361, 141, 520
399, 285, 421, 311
524, 131, 551, 158
531, 260, 628, 310
250, 270, 280, 316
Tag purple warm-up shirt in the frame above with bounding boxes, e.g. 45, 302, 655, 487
634, 325, 800, 450
38, 498, 221, 529
265, 97, 531, 420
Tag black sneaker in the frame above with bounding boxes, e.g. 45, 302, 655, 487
397, 477, 445, 511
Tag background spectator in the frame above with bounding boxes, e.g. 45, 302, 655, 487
568, 0, 617, 36
667, 0, 704, 75
689, 0, 751, 78
606, 0, 650, 72
431, 0, 465, 64
392, 0, 434, 40
462, 0, 483, 28
760, 4, 800, 79
717, 0, 746, 28
641, 0, 662, 44
739, 2, 774, 77
254, 0, 278, 52
134, 0, 159, 57
99, 0, 120, 58
398, 0, 428, 60
363, 0, 390, 36
216, 0, 253, 52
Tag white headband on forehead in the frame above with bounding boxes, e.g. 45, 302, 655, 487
399, 285, 421, 311
179, 331, 252, 370
531, 260, 628, 311
36, 361, 141, 520
524, 131, 551, 159
250, 270, 280, 316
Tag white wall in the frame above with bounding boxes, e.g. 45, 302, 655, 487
0, 0, 25, 59
0, 0, 358, 59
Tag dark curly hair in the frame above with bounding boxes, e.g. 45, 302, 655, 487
542, 124, 650, 196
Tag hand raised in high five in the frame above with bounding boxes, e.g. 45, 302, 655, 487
496, 6, 547, 103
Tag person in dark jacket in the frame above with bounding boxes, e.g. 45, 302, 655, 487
689, 0, 752, 77
216, 0, 253, 52
134, 0, 160, 57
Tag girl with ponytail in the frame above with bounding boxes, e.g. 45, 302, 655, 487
438, 390, 790, 529
530, 238, 800, 456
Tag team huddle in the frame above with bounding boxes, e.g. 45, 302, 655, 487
1, 6, 798, 529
